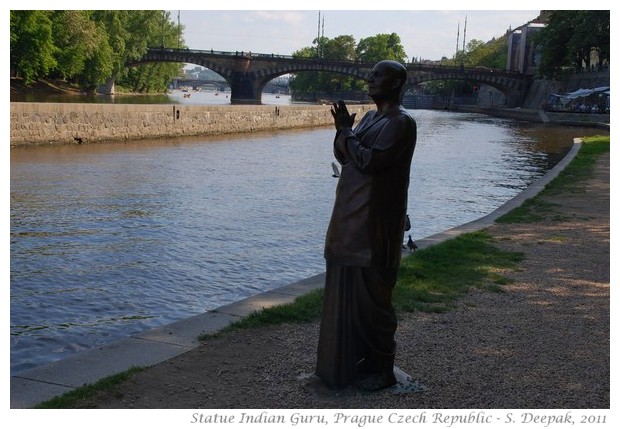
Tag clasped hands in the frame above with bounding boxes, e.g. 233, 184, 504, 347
331, 100, 356, 132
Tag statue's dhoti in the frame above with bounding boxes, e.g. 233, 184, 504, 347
316, 262, 397, 389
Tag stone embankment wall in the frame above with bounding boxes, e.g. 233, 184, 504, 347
522, 71, 610, 110
10, 103, 374, 147
454, 105, 609, 129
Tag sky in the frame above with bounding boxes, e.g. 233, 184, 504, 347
9, 2, 614, 62
175, 9, 541, 61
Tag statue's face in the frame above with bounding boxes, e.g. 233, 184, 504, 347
367, 63, 398, 100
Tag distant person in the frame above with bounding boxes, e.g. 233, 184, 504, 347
316, 60, 417, 391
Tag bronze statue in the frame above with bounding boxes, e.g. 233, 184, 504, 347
316, 60, 417, 391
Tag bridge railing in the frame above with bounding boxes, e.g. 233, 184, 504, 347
147, 47, 380, 69
148, 47, 296, 60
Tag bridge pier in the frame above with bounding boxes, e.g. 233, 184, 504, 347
230, 72, 262, 104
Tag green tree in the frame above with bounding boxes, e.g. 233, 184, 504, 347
355, 33, 407, 63
463, 38, 508, 69
48, 10, 117, 92
323, 35, 357, 61
290, 46, 321, 94
592, 10, 611, 69
290, 35, 365, 98
11, 10, 184, 92
77, 10, 183, 93
535, 10, 610, 78
535, 11, 575, 78
570, 10, 610, 70
50, 11, 98, 80
322, 35, 363, 94
442, 37, 508, 69
77, 28, 114, 93
290, 33, 407, 99
10, 10, 57, 84
123, 62, 182, 93
115, 10, 184, 92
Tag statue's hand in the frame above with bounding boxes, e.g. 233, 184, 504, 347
331, 100, 356, 131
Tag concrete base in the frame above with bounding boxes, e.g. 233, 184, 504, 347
391, 366, 427, 394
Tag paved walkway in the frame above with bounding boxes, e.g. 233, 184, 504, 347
10, 140, 607, 408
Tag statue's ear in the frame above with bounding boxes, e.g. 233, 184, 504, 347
391, 77, 404, 91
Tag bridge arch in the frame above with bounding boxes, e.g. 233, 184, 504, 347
404, 70, 529, 107
250, 63, 371, 101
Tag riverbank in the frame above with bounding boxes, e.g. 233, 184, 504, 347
9, 76, 165, 98
10, 101, 609, 148
9, 102, 375, 147
452, 105, 610, 129
10, 77, 83, 96
11, 90, 610, 149
61, 145, 612, 409
11, 137, 609, 410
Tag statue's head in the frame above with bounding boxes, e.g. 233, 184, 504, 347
367, 60, 407, 101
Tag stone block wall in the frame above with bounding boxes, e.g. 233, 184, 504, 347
10, 103, 374, 147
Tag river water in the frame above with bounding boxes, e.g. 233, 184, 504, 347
9, 104, 605, 375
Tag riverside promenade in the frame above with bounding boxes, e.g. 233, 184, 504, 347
10, 140, 610, 409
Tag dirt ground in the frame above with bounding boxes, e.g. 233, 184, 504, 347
10, 77, 83, 96
67, 152, 610, 409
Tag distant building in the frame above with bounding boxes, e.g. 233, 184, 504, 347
506, 23, 546, 75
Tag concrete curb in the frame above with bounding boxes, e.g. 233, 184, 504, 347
10, 141, 581, 408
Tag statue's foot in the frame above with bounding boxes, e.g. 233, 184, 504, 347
356, 369, 397, 391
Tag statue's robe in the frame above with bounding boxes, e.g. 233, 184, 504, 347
316, 105, 417, 389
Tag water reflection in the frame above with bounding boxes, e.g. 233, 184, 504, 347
10, 109, 606, 374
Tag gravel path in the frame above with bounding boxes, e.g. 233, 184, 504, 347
76, 152, 609, 409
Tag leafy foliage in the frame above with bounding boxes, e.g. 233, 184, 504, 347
423, 37, 509, 96
290, 35, 364, 96
10, 10, 184, 92
290, 33, 407, 98
464, 38, 508, 69
437, 36, 509, 70
534, 11, 610, 79
51, 11, 100, 80
10, 11, 58, 84
356, 33, 407, 63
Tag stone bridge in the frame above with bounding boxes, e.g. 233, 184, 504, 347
131, 48, 530, 106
